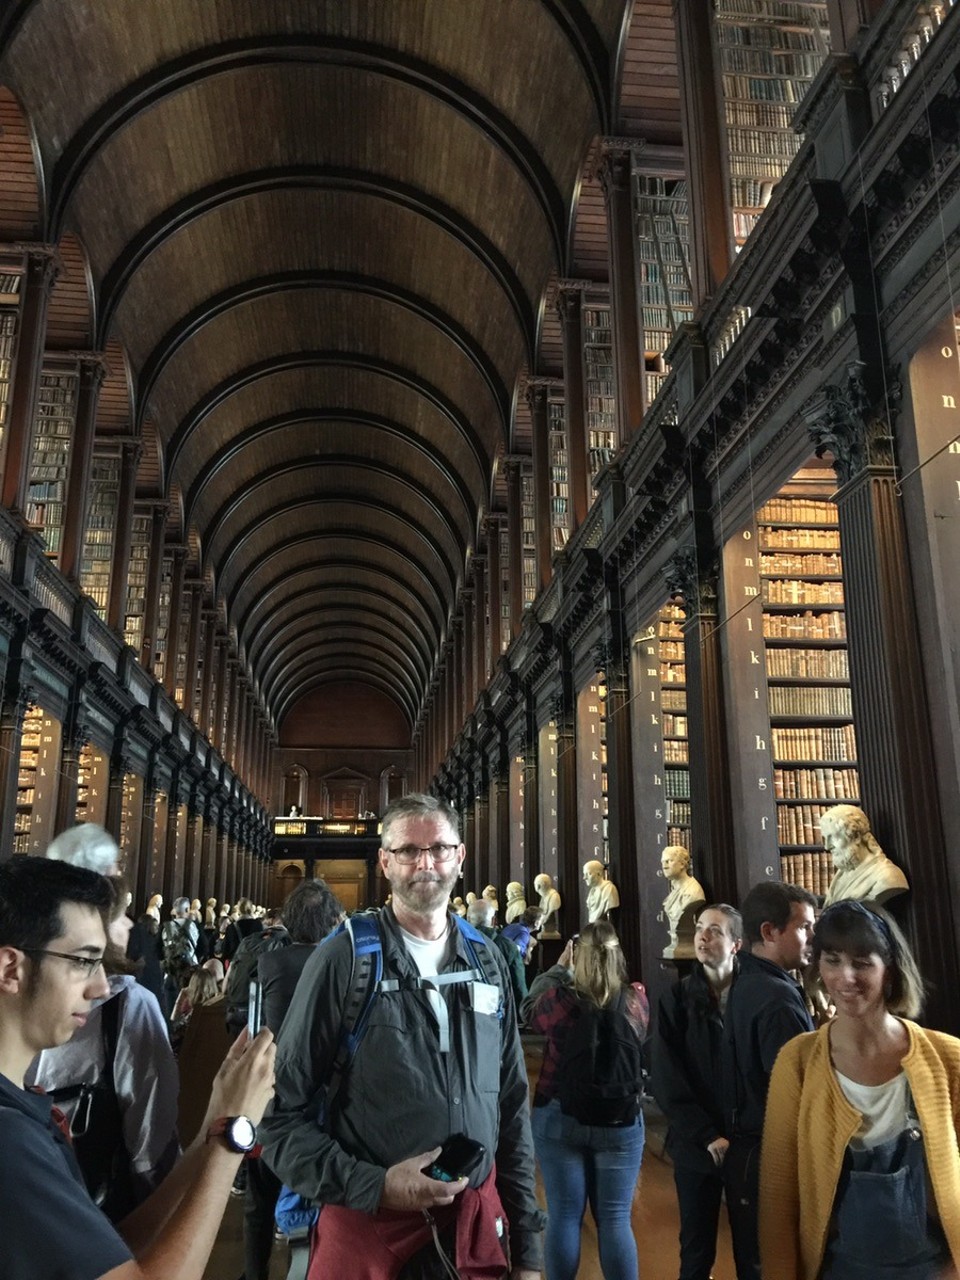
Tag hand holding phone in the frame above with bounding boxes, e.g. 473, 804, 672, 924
247, 978, 262, 1037
427, 1133, 486, 1182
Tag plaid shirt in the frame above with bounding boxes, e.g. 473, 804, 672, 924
524, 967, 648, 1107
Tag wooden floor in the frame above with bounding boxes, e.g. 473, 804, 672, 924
205, 1039, 737, 1279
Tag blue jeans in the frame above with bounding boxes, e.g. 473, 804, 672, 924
532, 1098, 644, 1280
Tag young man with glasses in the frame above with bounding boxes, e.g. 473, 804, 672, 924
0, 856, 275, 1280
261, 792, 543, 1279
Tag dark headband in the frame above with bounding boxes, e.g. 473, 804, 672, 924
818, 898, 897, 957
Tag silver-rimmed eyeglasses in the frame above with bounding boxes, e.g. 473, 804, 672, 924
20, 948, 105, 978
386, 843, 460, 865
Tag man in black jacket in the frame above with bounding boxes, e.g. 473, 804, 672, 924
654, 903, 742, 1280
722, 881, 815, 1279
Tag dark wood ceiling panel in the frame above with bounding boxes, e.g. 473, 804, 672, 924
176, 366, 486, 529
60, 64, 554, 321
45, 232, 93, 351
0, 0, 637, 726
616, 1, 682, 144
0, 87, 41, 239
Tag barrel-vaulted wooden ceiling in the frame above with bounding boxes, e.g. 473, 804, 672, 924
0, 0, 681, 736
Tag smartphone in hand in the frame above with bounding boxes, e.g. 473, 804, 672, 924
247, 978, 262, 1037
427, 1133, 486, 1182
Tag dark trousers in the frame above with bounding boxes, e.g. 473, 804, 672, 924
724, 1135, 762, 1280
244, 1155, 282, 1280
673, 1163, 725, 1280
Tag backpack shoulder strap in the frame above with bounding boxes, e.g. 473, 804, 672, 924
324, 910, 383, 1112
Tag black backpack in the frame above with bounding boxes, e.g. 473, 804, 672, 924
225, 926, 291, 1015
48, 991, 136, 1222
556, 988, 642, 1127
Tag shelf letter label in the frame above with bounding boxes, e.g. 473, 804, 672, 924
755, 735, 767, 751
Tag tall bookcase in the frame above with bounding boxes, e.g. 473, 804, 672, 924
0, 264, 21, 478
499, 522, 511, 651
124, 511, 151, 651
548, 397, 570, 550
577, 679, 609, 865
520, 467, 536, 607
758, 473, 858, 892
79, 452, 120, 617
713, 1, 830, 248
152, 551, 173, 683
25, 369, 79, 559
76, 743, 109, 826
634, 175, 694, 407
14, 707, 61, 854
658, 603, 691, 849
583, 304, 617, 479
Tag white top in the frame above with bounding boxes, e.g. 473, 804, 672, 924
399, 923, 451, 978
835, 1068, 910, 1149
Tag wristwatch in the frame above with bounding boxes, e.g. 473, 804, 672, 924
205, 1115, 257, 1153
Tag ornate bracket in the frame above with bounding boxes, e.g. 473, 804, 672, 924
802, 361, 901, 483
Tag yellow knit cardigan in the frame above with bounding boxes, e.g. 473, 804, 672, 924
759, 1020, 960, 1280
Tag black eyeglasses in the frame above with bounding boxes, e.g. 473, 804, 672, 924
20, 949, 105, 979
385, 843, 460, 865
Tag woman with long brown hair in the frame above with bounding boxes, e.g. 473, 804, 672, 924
522, 921, 648, 1279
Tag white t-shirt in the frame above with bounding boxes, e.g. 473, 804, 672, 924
399, 923, 451, 978
835, 1069, 910, 1149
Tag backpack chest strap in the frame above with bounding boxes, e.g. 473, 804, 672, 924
379, 968, 483, 1051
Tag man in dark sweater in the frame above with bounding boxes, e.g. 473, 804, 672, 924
722, 881, 815, 1279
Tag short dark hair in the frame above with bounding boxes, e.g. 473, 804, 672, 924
380, 793, 461, 844
741, 881, 816, 947
0, 857, 111, 952
281, 879, 344, 944
813, 899, 924, 1018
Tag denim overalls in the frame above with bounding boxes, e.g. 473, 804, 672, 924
820, 1106, 950, 1279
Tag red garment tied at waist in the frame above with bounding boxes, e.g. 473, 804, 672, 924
307, 1166, 508, 1280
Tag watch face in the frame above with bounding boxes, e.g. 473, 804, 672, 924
229, 1116, 256, 1151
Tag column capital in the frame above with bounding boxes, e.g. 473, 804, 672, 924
802, 360, 900, 484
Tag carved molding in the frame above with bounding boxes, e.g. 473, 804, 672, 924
801, 361, 900, 482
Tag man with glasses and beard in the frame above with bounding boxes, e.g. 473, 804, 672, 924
260, 794, 542, 1280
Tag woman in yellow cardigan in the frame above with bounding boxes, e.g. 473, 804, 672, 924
759, 900, 960, 1280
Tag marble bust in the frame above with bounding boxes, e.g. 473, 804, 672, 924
660, 845, 706, 960
582, 860, 619, 924
504, 881, 527, 924
821, 805, 909, 906
534, 872, 562, 935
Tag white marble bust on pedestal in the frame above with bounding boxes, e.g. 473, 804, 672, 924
821, 805, 909, 906
659, 845, 706, 959
534, 872, 562, 935
583, 860, 620, 924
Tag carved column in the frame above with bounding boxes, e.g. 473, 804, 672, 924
826, 0, 884, 51
107, 441, 142, 633
140, 505, 167, 671
552, 675, 579, 942
598, 143, 646, 432
54, 703, 88, 835
504, 458, 524, 640
199, 610, 217, 736
183, 788, 203, 902
804, 369, 958, 1030
59, 356, 107, 580
1, 248, 57, 512
664, 547, 737, 905
556, 284, 590, 528
526, 381, 554, 592
461, 591, 476, 715
673, 0, 733, 304
213, 639, 230, 754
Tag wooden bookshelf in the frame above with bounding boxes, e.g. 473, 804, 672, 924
578, 679, 609, 864
124, 511, 151, 651
520, 466, 536, 607
713, 1, 830, 248
548, 396, 570, 550
0, 288, 21, 473
25, 369, 79, 560
634, 175, 694, 408
15, 707, 62, 855
152, 551, 173, 683
13, 705, 42, 854
76, 742, 109, 826
658, 603, 691, 849
758, 476, 859, 885
499, 521, 511, 651
582, 304, 617, 479
79, 452, 120, 618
